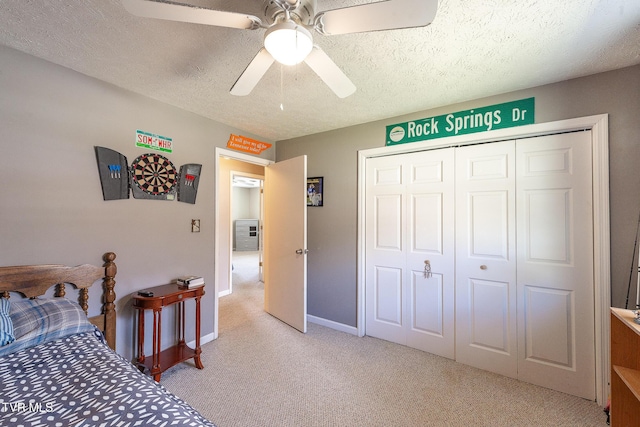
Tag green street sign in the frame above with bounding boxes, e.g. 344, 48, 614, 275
386, 98, 535, 146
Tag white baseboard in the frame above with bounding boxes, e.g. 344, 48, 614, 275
218, 289, 230, 297
188, 332, 215, 349
307, 314, 358, 336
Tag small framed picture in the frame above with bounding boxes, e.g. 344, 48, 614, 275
307, 177, 323, 207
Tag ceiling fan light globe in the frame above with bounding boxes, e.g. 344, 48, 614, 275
264, 22, 313, 66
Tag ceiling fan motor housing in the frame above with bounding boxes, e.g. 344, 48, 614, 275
263, 0, 316, 25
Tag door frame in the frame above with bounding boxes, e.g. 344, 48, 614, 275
356, 114, 610, 405
214, 147, 273, 340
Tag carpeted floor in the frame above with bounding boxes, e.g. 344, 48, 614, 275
161, 251, 608, 427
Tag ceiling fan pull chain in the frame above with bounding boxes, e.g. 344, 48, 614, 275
280, 64, 284, 111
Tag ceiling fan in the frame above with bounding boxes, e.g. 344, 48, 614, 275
122, 0, 438, 98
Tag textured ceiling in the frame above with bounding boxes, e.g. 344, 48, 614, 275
1, 0, 639, 141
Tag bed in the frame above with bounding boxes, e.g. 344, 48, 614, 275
0, 252, 215, 427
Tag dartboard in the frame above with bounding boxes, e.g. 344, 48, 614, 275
130, 153, 178, 195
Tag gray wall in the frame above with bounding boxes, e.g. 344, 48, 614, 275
0, 46, 275, 359
3, 42, 639, 349
277, 65, 640, 327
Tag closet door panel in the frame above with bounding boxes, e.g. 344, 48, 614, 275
405, 149, 455, 357
410, 270, 444, 335
411, 193, 443, 253
526, 190, 571, 262
366, 149, 455, 359
468, 278, 511, 353
516, 131, 595, 400
373, 266, 403, 326
374, 194, 403, 251
408, 194, 446, 337
365, 158, 406, 344
455, 141, 517, 378
468, 191, 510, 259
523, 285, 573, 366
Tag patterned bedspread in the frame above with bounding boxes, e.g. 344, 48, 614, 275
0, 329, 215, 427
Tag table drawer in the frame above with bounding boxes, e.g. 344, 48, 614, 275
164, 291, 189, 305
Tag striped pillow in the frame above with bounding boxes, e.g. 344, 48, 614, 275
0, 298, 15, 346
0, 298, 96, 358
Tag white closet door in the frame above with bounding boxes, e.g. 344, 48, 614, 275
455, 141, 518, 378
405, 149, 455, 357
365, 149, 455, 358
365, 154, 406, 345
366, 132, 596, 398
516, 131, 595, 399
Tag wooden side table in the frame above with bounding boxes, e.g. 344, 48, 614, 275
132, 283, 205, 381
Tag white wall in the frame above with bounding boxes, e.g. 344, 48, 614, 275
0, 46, 275, 359
232, 187, 260, 222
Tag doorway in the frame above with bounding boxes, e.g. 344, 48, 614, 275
215, 149, 309, 339
214, 148, 272, 340
230, 172, 264, 296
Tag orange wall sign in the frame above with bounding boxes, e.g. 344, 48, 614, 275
227, 134, 272, 155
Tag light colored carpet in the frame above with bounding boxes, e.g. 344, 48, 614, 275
162, 252, 607, 427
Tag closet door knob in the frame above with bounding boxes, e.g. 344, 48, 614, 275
480, 265, 487, 270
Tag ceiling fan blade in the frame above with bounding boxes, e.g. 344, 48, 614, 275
315, 0, 438, 35
230, 48, 275, 96
122, 0, 262, 30
304, 47, 356, 98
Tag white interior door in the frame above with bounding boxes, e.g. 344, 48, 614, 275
263, 155, 308, 333
455, 141, 518, 378
365, 149, 455, 358
515, 131, 595, 399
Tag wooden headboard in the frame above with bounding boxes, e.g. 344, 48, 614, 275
0, 252, 117, 350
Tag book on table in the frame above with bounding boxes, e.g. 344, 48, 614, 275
176, 276, 205, 287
